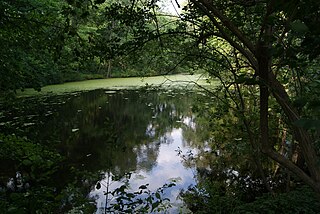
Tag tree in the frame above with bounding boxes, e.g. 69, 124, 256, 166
90, 0, 190, 77
1, 0, 319, 195
180, 0, 320, 193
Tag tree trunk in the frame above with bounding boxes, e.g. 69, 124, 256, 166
258, 43, 270, 156
107, 60, 112, 78
268, 72, 320, 183
258, 42, 320, 194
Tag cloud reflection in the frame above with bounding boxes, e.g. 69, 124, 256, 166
91, 128, 196, 213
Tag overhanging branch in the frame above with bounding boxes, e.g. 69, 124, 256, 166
190, 0, 258, 70
195, 0, 256, 54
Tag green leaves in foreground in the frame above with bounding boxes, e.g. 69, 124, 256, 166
182, 185, 320, 214
0, 134, 95, 213
0, 134, 63, 181
104, 182, 176, 213
235, 186, 320, 214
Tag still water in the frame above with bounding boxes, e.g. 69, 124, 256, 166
0, 88, 207, 213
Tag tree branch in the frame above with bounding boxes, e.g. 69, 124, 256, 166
190, 0, 258, 70
263, 147, 320, 193
194, 0, 256, 54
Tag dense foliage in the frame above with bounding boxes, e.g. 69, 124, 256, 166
1, 0, 320, 213
0, 0, 190, 94
0, 134, 97, 213
171, 0, 320, 212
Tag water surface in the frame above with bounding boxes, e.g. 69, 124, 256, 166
1, 88, 207, 213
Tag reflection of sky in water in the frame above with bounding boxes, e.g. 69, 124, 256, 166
91, 128, 196, 213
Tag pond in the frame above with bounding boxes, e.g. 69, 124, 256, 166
0, 82, 211, 213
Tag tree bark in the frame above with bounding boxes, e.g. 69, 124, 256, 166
268, 72, 320, 183
257, 42, 270, 156
258, 35, 320, 194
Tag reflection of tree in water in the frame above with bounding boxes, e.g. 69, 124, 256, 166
179, 93, 285, 203
0, 89, 199, 176
0, 88, 204, 205
0, 88, 206, 212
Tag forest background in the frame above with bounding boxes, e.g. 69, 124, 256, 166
1, 0, 320, 213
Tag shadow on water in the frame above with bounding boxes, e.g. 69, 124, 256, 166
0, 87, 207, 213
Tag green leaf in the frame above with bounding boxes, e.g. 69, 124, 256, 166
139, 184, 148, 189
167, 183, 176, 188
151, 201, 160, 212
235, 75, 258, 85
290, 20, 309, 33
96, 182, 101, 190
126, 193, 135, 199
118, 185, 126, 193
22, 159, 32, 166
294, 119, 320, 130
155, 192, 161, 199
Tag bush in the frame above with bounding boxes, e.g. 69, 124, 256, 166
181, 184, 320, 214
